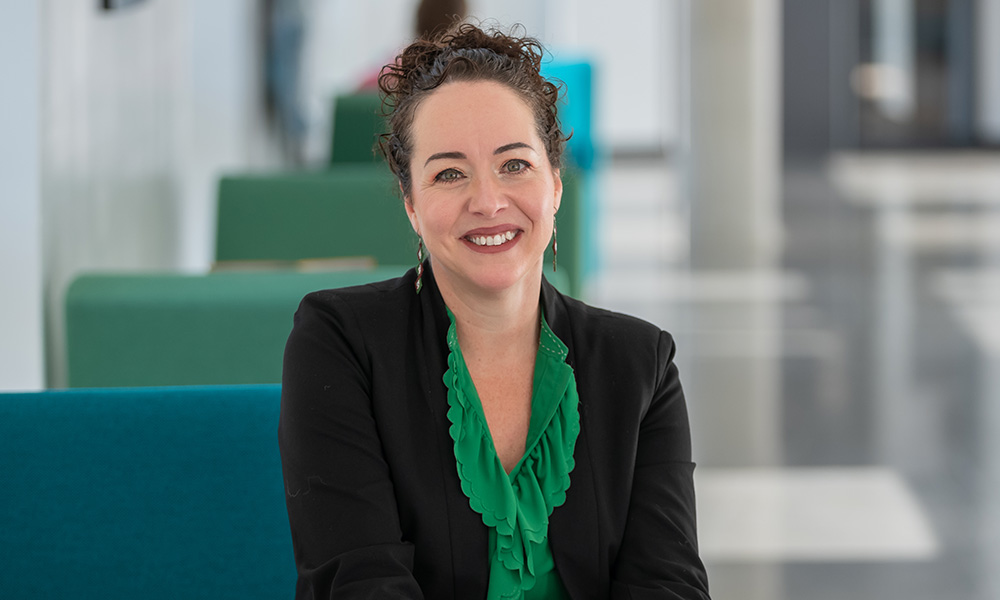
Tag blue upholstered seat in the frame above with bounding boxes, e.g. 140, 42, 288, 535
0, 384, 294, 599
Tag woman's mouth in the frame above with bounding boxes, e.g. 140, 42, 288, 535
466, 230, 517, 247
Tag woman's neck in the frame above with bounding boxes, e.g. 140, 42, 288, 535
432, 260, 543, 355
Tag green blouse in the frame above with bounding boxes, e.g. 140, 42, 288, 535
442, 309, 581, 599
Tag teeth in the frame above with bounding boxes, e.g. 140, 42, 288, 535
469, 231, 516, 247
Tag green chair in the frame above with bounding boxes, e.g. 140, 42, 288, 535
216, 164, 414, 265
550, 167, 582, 296
0, 384, 294, 599
65, 268, 407, 387
64, 265, 573, 388
330, 92, 385, 164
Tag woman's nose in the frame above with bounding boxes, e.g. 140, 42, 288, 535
468, 176, 508, 217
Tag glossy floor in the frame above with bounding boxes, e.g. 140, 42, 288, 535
586, 153, 1000, 600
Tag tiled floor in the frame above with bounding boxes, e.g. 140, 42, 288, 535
586, 153, 1000, 599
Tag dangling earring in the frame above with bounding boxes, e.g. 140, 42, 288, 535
552, 219, 558, 273
415, 237, 425, 294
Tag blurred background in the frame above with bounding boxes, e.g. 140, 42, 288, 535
3, 0, 1000, 598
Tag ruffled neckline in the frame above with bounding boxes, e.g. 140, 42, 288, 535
442, 308, 580, 599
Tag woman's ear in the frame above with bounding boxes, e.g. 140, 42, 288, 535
552, 169, 563, 214
402, 184, 420, 236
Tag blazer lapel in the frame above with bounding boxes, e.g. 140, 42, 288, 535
542, 279, 605, 598
416, 264, 492, 596
548, 419, 602, 598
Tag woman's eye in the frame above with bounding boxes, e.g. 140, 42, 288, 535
503, 159, 530, 174
435, 169, 462, 183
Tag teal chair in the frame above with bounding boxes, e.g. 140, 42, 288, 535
0, 384, 295, 599
542, 58, 597, 171
542, 58, 601, 277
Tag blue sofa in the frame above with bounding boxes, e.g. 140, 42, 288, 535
0, 384, 295, 599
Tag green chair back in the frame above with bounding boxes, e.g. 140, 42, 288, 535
551, 167, 582, 296
330, 92, 385, 164
216, 165, 415, 265
65, 268, 407, 387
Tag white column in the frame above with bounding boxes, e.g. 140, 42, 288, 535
687, 0, 782, 270
0, 3, 44, 390
685, 0, 784, 465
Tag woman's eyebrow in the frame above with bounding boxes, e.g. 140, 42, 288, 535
494, 142, 532, 154
423, 143, 533, 167
424, 151, 466, 166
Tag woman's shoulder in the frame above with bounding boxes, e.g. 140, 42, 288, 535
293, 271, 417, 334
300, 271, 414, 309
550, 287, 673, 350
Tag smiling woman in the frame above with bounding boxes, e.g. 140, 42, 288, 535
278, 22, 711, 600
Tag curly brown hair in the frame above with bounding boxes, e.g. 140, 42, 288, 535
377, 23, 566, 198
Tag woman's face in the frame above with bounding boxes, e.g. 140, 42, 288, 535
404, 80, 562, 295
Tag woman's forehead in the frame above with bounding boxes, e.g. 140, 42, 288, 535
411, 81, 539, 156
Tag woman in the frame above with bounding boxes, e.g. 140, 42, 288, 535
279, 23, 710, 599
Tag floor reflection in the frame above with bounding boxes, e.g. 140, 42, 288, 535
588, 152, 1000, 599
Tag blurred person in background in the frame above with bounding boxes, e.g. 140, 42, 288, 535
357, 0, 468, 90
263, 0, 308, 163
415, 0, 467, 38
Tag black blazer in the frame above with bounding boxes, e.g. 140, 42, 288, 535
279, 265, 710, 599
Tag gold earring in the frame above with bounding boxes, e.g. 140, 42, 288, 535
552, 219, 558, 273
415, 237, 425, 294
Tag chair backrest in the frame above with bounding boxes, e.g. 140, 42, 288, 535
0, 384, 295, 599
65, 268, 407, 388
541, 59, 597, 171
329, 92, 386, 164
215, 164, 414, 265
548, 167, 583, 297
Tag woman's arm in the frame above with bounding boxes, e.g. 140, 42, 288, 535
610, 331, 711, 599
279, 292, 424, 599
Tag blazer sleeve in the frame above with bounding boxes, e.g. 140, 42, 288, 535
278, 292, 424, 599
610, 331, 711, 599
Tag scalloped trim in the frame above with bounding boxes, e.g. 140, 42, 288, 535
442, 312, 580, 597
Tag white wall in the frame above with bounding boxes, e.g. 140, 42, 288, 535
0, 3, 44, 391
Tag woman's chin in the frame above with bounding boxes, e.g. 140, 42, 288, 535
445, 263, 542, 296
467, 272, 528, 294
